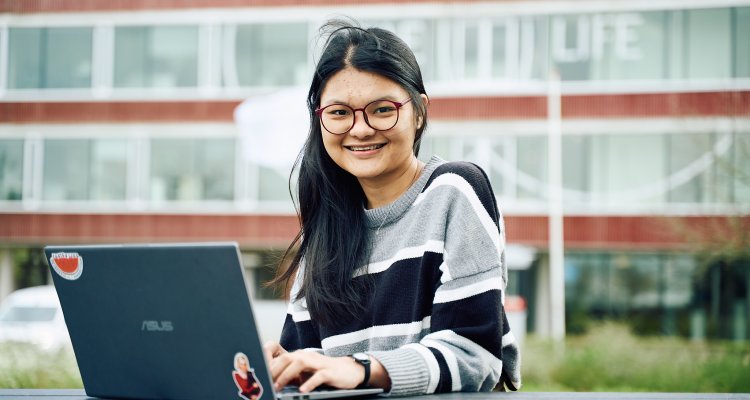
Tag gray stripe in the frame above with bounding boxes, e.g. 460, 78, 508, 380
322, 328, 432, 357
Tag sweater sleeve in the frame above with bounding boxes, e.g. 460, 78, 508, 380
371, 163, 521, 395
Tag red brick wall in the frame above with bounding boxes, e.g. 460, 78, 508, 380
3, 213, 745, 250
2, 92, 748, 123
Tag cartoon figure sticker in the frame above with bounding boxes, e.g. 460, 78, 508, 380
232, 352, 264, 400
49, 252, 83, 281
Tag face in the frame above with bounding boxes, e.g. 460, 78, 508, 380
236, 355, 249, 372
319, 67, 424, 187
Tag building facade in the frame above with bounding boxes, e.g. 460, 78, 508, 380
1, 0, 749, 340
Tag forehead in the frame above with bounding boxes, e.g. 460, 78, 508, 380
320, 67, 406, 103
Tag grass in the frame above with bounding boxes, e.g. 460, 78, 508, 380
1, 323, 749, 392
0, 342, 82, 389
521, 322, 750, 393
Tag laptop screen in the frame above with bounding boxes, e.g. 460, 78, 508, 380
46, 243, 275, 400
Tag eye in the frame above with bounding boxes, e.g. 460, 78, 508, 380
374, 106, 396, 114
325, 106, 351, 117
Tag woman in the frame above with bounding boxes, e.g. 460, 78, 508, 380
232, 352, 263, 400
264, 20, 521, 396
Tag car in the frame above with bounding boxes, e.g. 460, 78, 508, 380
0, 285, 71, 351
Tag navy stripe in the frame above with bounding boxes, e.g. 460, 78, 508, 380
429, 347, 453, 393
280, 314, 322, 351
317, 252, 444, 338
431, 289, 503, 357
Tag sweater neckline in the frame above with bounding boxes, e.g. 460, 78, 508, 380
365, 155, 444, 229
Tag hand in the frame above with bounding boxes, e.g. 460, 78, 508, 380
263, 341, 288, 364
270, 351, 365, 393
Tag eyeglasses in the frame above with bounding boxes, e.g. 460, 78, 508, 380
315, 98, 412, 135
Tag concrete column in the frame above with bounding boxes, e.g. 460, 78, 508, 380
0, 248, 14, 305
534, 255, 551, 337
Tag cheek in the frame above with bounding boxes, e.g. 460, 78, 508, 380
320, 132, 340, 158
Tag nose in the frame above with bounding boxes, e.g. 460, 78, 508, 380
348, 109, 376, 139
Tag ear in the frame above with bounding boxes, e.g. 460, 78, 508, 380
417, 94, 429, 129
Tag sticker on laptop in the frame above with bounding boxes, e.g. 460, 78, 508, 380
49, 252, 83, 281
232, 352, 264, 400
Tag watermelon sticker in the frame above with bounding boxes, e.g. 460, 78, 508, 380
50, 252, 83, 280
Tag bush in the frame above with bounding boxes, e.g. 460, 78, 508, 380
521, 322, 750, 392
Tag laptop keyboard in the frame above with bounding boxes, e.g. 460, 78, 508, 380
280, 385, 333, 393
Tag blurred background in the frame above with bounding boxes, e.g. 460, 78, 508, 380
0, 0, 749, 392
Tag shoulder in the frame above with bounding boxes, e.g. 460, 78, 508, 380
429, 161, 489, 186
423, 161, 499, 221
425, 161, 494, 201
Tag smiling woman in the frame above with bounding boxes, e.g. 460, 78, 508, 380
265, 19, 521, 397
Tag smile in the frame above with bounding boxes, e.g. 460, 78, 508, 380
346, 144, 386, 152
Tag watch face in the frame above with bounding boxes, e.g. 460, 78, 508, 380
352, 352, 370, 363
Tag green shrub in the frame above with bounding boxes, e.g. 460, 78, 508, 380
522, 322, 750, 393
0, 342, 82, 388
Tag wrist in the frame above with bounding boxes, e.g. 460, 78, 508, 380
350, 352, 371, 388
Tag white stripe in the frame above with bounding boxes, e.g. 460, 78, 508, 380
289, 310, 310, 322
502, 331, 516, 347
302, 347, 324, 354
287, 294, 311, 322
287, 302, 311, 322
422, 338, 462, 392
438, 261, 452, 283
414, 173, 502, 256
403, 343, 440, 394
354, 240, 444, 277
433, 276, 503, 304
321, 316, 431, 350
425, 330, 502, 377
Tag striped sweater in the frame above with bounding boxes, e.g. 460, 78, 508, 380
280, 155, 522, 396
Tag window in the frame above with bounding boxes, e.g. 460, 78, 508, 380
516, 136, 547, 200
8, 27, 92, 89
234, 23, 309, 87
734, 133, 750, 203
491, 21, 509, 79
42, 139, 127, 201
0, 140, 24, 200
666, 133, 713, 203
114, 26, 199, 87
589, 134, 666, 205
562, 135, 590, 202
464, 21, 481, 79
735, 7, 750, 78
686, 8, 732, 79
150, 138, 235, 201
553, 11, 667, 81
257, 166, 289, 202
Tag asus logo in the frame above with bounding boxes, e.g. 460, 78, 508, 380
141, 320, 174, 332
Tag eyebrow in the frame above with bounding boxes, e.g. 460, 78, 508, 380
321, 95, 402, 106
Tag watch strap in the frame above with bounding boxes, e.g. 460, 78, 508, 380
351, 353, 371, 388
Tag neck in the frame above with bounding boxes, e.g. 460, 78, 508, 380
360, 157, 424, 209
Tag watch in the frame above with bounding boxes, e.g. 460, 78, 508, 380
350, 352, 371, 388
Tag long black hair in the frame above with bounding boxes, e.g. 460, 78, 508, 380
272, 19, 429, 328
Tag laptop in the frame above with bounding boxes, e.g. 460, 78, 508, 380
44, 242, 383, 400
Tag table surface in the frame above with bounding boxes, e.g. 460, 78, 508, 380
0, 390, 748, 399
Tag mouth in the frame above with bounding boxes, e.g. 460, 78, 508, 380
345, 143, 386, 152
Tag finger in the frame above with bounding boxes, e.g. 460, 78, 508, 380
274, 354, 317, 391
263, 341, 286, 362
269, 353, 292, 380
298, 370, 332, 393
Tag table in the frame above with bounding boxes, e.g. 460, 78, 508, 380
0, 390, 748, 399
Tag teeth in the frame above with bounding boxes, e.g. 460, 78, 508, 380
349, 144, 384, 151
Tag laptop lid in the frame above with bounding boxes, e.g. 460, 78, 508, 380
44, 243, 381, 400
